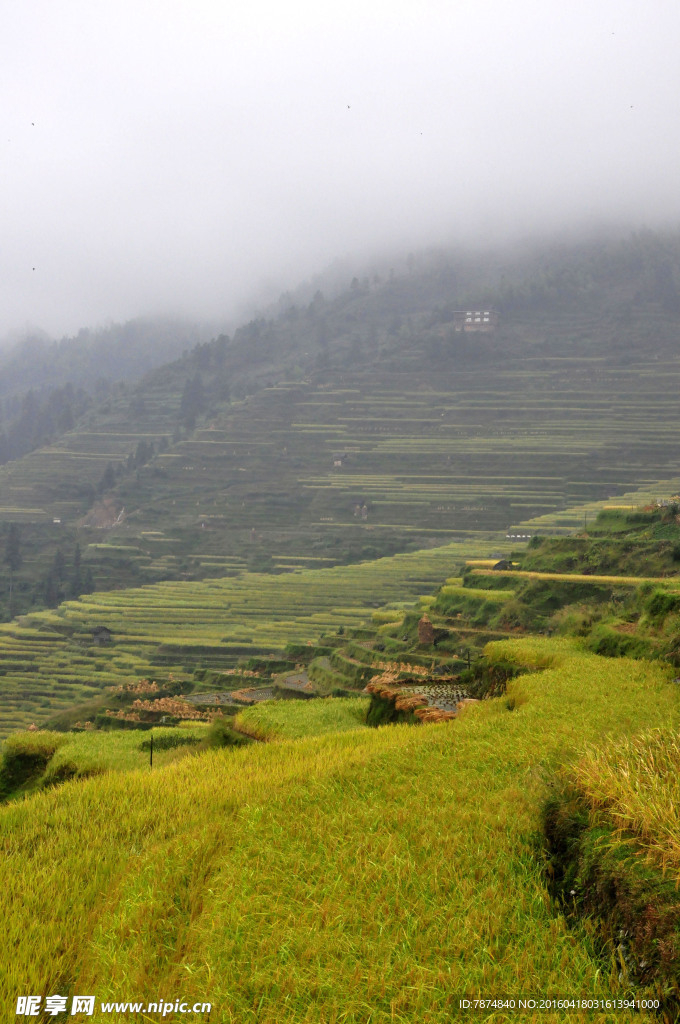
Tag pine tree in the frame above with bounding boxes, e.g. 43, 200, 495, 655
52, 549, 66, 582
98, 462, 116, 494
70, 544, 83, 598
44, 571, 60, 607
4, 524, 22, 613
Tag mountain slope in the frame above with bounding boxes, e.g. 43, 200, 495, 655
3, 230, 680, 617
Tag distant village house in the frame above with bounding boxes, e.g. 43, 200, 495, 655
452, 310, 499, 333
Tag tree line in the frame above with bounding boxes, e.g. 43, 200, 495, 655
3, 526, 94, 619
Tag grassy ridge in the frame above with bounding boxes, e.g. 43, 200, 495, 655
234, 697, 369, 740
0, 725, 208, 799
1, 639, 679, 1021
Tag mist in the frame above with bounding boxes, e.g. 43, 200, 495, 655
2, 0, 679, 339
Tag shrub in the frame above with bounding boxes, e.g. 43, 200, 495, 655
586, 625, 650, 659
0, 732, 67, 798
139, 733, 202, 753
205, 718, 253, 748
645, 588, 680, 624
365, 694, 418, 727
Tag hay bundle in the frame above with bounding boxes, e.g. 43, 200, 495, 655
394, 693, 429, 712
417, 614, 435, 645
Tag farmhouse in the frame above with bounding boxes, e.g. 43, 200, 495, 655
452, 309, 499, 332
92, 625, 113, 646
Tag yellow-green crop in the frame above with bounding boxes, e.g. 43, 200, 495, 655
1, 639, 678, 1021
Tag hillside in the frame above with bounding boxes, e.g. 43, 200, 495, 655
0, 318, 220, 463
4, 230, 680, 619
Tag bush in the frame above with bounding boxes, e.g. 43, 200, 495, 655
645, 588, 680, 624
139, 733, 202, 753
586, 625, 650, 659
366, 695, 418, 727
0, 732, 67, 798
205, 718, 253, 748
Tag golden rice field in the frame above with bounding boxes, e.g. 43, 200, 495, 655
1, 639, 679, 1022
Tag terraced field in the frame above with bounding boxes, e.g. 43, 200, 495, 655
5, 332, 680, 594
510, 474, 680, 535
0, 539, 504, 735
138, 357, 680, 561
7, 488, 680, 736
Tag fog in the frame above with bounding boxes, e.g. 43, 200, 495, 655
2, 0, 679, 339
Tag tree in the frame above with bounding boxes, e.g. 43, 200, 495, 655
82, 566, 95, 595
52, 548, 66, 583
44, 571, 60, 607
134, 439, 153, 467
4, 524, 22, 613
70, 544, 83, 598
180, 374, 206, 428
98, 462, 116, 494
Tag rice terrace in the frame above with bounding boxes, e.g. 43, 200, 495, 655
5, 232, 680, 1021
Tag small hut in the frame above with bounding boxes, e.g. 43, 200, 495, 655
92, 625, 113, 646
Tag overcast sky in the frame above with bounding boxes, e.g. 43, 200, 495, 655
2, 0, 679, 338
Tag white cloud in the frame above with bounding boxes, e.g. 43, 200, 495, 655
1, 0, 679, 335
